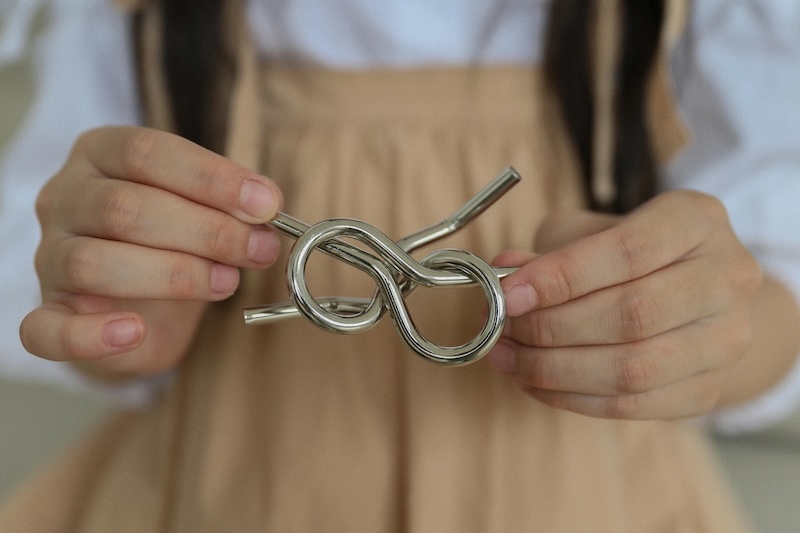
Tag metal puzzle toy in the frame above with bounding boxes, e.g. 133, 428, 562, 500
243, 167, 521, 366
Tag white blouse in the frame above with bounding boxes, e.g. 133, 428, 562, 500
1, 0, 799, 430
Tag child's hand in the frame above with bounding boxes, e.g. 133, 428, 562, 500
19, 127, 283, 377
487, 191, 762, 419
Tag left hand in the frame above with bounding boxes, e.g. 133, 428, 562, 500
486, 190, 763, 420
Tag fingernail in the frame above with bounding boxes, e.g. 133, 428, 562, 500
487, 340, 517, 374
240, 178, 277, 220
247, 228, 281, 265
504, 284, 538, 317
103, 318, 143, 347
210, 263, 240, 294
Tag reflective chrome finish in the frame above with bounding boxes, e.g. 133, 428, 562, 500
243, 167, 521, 366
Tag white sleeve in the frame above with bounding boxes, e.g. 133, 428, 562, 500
0, 0, 166, 407
663, 0, 800, 434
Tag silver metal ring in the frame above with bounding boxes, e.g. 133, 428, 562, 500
242, 167, 521, 365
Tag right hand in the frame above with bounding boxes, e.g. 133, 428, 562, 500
19, 127, 283, 378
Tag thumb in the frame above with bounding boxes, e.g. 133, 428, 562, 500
19, 304, 145, 362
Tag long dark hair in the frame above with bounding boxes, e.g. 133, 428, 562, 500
135, 0, 232, 150
544, 0, 665, 212
148, 0, 665, 212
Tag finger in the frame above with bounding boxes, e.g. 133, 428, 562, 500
76, 127, 282, 224
49, 236, 240, 301
62, 179, 281, 267
501, 191, 723, 315
20, 304, 145, 362
517, 370, 723, 420
534, 210, 619, 253
491, 250, 536, 268
487, 315, 748, 397
506, 257, 729, 347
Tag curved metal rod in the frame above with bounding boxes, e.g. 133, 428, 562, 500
241, 167, 521, 365
244, 167, 519, 324
243, 297, 375, 324
288, 225, 505, 364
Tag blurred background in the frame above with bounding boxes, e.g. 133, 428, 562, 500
1, 12, 798, 533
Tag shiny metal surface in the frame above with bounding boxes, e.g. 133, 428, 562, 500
242, 166, 521, 365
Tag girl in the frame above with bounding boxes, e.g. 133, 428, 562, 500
3, 0, 800, 530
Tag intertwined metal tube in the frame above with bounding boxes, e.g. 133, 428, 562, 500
243, 167, 521, 366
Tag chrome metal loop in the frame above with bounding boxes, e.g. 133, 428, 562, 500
242, 167, 522, 365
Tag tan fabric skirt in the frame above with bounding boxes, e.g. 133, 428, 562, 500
0, 66, 753, 532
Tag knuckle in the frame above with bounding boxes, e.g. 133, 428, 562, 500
63, 239, 102, 292
522, 354, 560, 390
613, 351, 659, 394
669, 189, 725, 214
33, 241, 49, 280
101, 186, 145, 238
614, 228, 649, 279
193, 157, 238, 209
119, 129, 162, 178
168, 257, 203, 299
542, 391, 569, 412
732, 250, 763, 295
604, 393, 642, 419
695, 192, 728, 222
59, 321, 86, 359
35, 180, 57, 223
616, 291, 659, 341
199, 158, 227, 195
726, 311, 754, 356
543, 256, 581, 305
19, 311, 85, 361
676, 190, 730, 230
72, 128, 98, 155
528, 311, 559, 347
205, 218, 242, 260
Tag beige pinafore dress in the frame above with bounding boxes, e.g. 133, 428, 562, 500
0, 2, 756, 531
